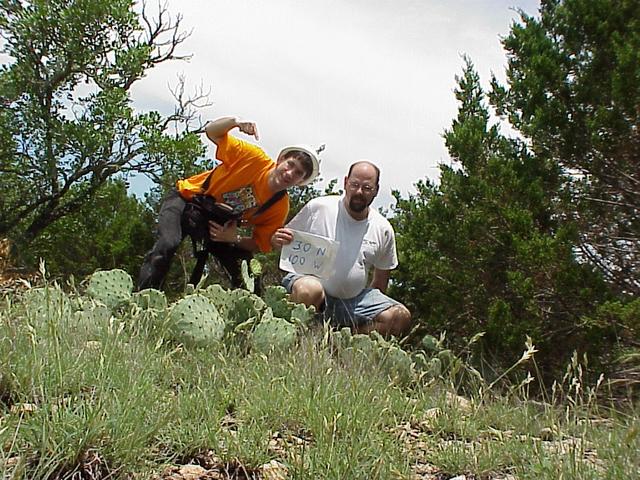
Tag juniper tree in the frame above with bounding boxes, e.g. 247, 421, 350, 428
392, 0, 640, 370
0, 0, 207, 247
391, 59, 608, 369
491, 0, 640, 295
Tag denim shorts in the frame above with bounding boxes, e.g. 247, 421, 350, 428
282, 273, 400, 327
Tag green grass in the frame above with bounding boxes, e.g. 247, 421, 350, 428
0, 283, 638, 479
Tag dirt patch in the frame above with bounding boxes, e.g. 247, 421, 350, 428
153, 455, 287, 480
0, 238, 39, 294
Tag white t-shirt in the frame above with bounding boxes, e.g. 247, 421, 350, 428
286, 195, 398, 299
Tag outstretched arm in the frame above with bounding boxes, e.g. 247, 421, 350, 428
205, 117, 260, 145
370, 268, 391, 292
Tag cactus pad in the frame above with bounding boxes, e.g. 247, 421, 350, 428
86, 269, 133, 310
166, 294, 224, 347
289, 303, 315, 326
421, 334, 439, 352
21, 285, 72, 322
329, 329, 415, 384
202, 284, 230, 310
131, 288, 167, 311
240, 260, 255, 292
250, 308, 297, 354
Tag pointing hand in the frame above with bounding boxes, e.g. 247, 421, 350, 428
237, 121, 259, 140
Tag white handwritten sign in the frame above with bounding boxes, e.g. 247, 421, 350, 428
279, 229, 339, 278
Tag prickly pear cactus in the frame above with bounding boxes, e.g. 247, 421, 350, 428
128, 289, 168, 330
240, 260, 255, 293
249, 258, 263, 276
86, 269, 133, 310
131, 288, 167, 311
73, 304, 112, 326
426, 356, 442, 378
421, 334, 439, 352
224, 289, 265, 330
202, 284, 230, 310
21, 285, 72, 322
250, 308, 297, 354
262, 286, 289, 317
330, 327, 352, 350
329, 329, 415, 384
262, 285, 314, 324
437, 349, 462, 374
382, 345, 414, 383
166, 294, 224, 347
349, 333, 379, 355
289, 303, 315, 326
368, 330, 387, 345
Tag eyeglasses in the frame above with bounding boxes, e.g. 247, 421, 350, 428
347, 180, 376, 194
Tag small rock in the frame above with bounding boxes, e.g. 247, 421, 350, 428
445, 392, 473, 413
539, 426, 556, 441
425, 407, 442, 419
85, 340, 102, 351
4, 456, 20, 468
176, 465, 207, 480
261, 460, 288, 480
10, 403, 37, 415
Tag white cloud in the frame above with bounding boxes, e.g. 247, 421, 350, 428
130, 0, 540, 208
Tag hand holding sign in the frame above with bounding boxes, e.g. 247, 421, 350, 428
279, 229, 339, 278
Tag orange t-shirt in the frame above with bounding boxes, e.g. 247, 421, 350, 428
176, 135, 289, 252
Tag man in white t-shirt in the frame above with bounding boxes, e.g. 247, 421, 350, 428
271, 161, 412, 337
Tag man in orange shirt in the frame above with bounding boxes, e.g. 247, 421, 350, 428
137, 116, 320, 291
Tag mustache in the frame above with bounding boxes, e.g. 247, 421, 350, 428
349, 194, 374, 213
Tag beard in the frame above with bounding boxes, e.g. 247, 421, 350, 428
349, 194, 374, 213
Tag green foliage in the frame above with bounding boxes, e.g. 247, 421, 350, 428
331, 328, 415, 385
391, 0, 640, 373
490, 0, 640, 294
21, 180, 155, 279
262, 285, 314, 325
73, 303, 111, 330
262, 285, 289, 317
580, 298, 640, 369
391, 57, 611, 371
21, 285, 73, 323
2, 269, 638, 479
0, 0, 206, 251
65, 269, 317, 353
211, 287, 266, 334
240, 259, 256, 293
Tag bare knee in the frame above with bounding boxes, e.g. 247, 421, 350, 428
392, 304, 413, 335
366, 304, 412, 338
290, 276, 325, 310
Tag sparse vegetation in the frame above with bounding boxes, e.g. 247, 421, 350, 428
0, 268, 637, 479
1, 0, 639, 477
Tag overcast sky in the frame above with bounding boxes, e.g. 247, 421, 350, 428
130, 0, 541, 208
